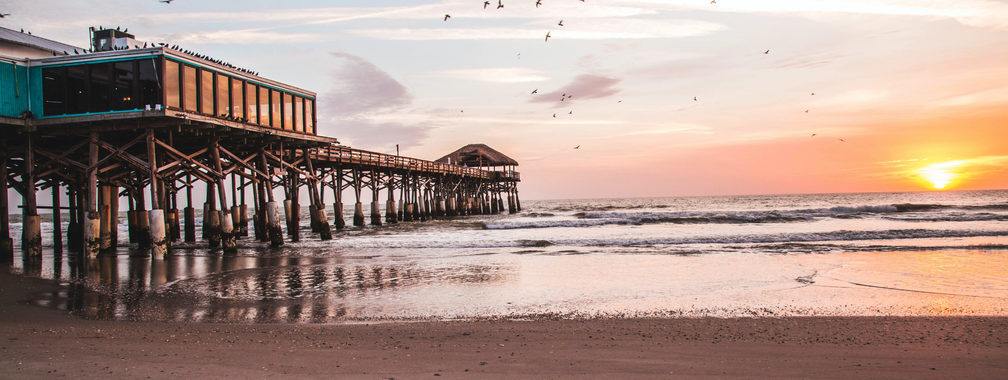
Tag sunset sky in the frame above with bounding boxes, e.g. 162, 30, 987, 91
5, 0, 1008, 200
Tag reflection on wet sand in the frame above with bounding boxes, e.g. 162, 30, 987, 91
28, 252, 512, 323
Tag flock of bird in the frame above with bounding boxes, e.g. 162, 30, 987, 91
438, 1, 840, 149
2, 0, 843, 146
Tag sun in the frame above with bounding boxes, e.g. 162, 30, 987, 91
916, 160, 966, 190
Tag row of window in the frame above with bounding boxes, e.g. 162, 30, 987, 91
42, 59, 161, 116
163, 59, 315, 134
39, 57, 316, 135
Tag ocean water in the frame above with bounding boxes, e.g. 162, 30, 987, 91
8, 190, 1008, 322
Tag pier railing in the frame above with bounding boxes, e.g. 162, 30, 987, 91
312, 145, 519, 181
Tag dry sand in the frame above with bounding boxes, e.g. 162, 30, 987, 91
1, 269, 1005, 379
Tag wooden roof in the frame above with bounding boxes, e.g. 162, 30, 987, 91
435, 144, 518, 167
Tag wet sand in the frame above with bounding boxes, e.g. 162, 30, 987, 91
1, 270, 1006, 378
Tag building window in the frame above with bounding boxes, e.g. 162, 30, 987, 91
246, 82, 258, 124
66, 65, 89, 115
258, 86, 269, 126
89, 63, 110, 113
112, 61, 134, 111
230, 77, 243, 120
164, 60, 180, 109
270, 89, 281, 128
294, 96, 303, 133
200, 69, 214, 115
139, 58, 161, 109
282, 93, 293, 130
41, 67, 66, 116
305, 98, 314, 134
216, 73, 229, 118
182, 65, 198, 112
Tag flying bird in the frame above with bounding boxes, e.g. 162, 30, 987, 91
811, 92, 815, 95
0, 13, 10, 18
804, 109, 809, 113
444, 14, 450, 21
839, 138, 846, 142
159, 0, 173, 3
568, 110, 573, 115
811, 133, 816, 137
484, 1, 490, 9
763, 49, 770, 54
536, 0, 542, 7
531, 89, 538, 94
553, 113, 557, 118
693, 96, 698, 101
545, 31, 551, 42
558, 19, 564, 26
574, 145, 580, 149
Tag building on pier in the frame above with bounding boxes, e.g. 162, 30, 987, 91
0, 26, 520, 262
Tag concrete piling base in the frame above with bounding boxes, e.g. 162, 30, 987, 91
316, 207, 332, 240
333, 202, 346, 229
136, 210, 151, 248
403, 203, 414, 222
168, 209, 180, 242
83, 216, 101, 258
386, 199, 397, 224
22, 215, 42, 257
206, 209, 220, 248
308, 204, 319, 233
370, 201, 382, 226
127, 210, 137, 243
266, 201, 284, 247
149, 209, 167, 259
183, 207, 195, 242
238, 205, 249, 237
353, 202, 365, 226
219, 211, 236, 253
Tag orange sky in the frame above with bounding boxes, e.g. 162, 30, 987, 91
6, 0, 1008, 200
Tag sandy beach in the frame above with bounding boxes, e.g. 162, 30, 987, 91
1, 270, 1005, 379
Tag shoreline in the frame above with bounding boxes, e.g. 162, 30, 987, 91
2, 269, 1006, 378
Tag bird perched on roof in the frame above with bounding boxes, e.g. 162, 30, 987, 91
159, 0, 174, 3
498, 0, 504, 9
444, 14, 450, 21
484, 1, 490, 9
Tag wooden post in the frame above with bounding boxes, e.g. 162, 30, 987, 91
370, 170, 382, 226
204, 181, 220, 248
66, 186, 80, 252
184, 174, 195, 242
332, 170, 345, 230
147, 129, 167, 259
83, 131, 101, 257
210, 138, 236, 252
303, 148, 331, 240
51, 183, 63, 255
386, 172, 397, 224
0, 145, 12, 262
352, 169, 364, 227
98, 185, 112, 250
22, 132, 42, 257
110, 186, 119, 248
259, 151, 283, 247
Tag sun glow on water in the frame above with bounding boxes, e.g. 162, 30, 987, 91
917, 160, 966, 190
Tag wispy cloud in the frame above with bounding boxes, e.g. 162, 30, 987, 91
625, 0, 1008, 30
436, 67, 549, 83
531, 74, 621, 107
350, 19, 724, 40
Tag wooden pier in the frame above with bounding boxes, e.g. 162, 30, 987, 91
0, 27, 520, 260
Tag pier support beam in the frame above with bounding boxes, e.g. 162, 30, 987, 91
147, 129, 167, 259
22, 132, 42, 257
210, 139, 236, 252
51, 183, 62, 255
83, 132, 100, 257
259, 151, 283, 247
353, 202, 365, 227
303, 148, 331, 240
184, 175, 195, 243
0, 147, 12, 262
